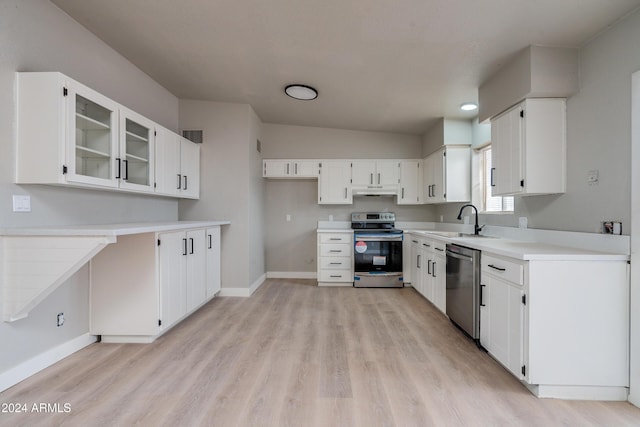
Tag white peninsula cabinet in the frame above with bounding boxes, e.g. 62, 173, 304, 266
407, 234, 446, 313
479, 250, 629, 400
89, 222, 228, 343
490, 98, 566, 196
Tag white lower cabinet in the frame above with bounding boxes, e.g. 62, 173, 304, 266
205, 226, 222, 298
317, 231, 353, 286
480, 255, 524, 379
408, 233, 446, 314
479, 251, 629, 399
90, 226, 221, 343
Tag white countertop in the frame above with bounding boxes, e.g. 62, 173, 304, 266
0, 221, 231, 237
406, 229, 628, 261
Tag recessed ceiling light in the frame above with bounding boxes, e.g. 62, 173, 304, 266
460, 102, 478, 111
285, 84, 318, 101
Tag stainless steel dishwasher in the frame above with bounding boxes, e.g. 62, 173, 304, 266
445, 243, 481, 341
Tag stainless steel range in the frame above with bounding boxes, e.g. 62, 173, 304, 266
351, 212, 404, 288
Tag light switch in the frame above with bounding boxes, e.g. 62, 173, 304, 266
286, 214, 291, 222
12, 195, 31, 212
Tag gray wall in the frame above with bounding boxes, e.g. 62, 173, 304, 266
262, 123, 434, 273
178, 100, 266, 290
436, 9, 640, 234
0, 0, 180, 375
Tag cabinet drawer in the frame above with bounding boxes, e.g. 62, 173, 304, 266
319, 233, 352, 244
319, 269, 353, 282
319, 244, 351, 257
319, 257, 351, 269
482, 254, 524, 285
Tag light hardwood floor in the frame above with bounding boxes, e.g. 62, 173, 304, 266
1, 279, 639, 426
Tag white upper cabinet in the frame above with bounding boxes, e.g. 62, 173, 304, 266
263, 159, 319, 178
491, 98, 566, 196
119, 107, 155, 192
318, 160, 352, 204
351, 160, 399, 191
423, 146, 470, 204
16, 72, 198, 198
154, 127, 182, 196
398, 160, 422, 205
179, 137, 200, 199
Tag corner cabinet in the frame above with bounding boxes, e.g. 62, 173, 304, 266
16, 72, 198, 199
490, 98, 566, 196
398, 160, 422, 205
90, 224, 225, 343
423, 146, 470, 204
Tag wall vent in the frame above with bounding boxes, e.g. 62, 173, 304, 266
182, 130, 203, 144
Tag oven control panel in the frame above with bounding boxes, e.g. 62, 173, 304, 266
351, 212, 395, 222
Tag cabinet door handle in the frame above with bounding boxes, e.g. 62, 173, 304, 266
490, 168, 496, 187
182, 238, 187, 256
116, 158, 121, 179
177, 174, 182, 189
287, 163, 290, 175
432, 184, 436, 197
330, 275, 342, 278
208, 234, 212, 249
123, 159, 129, 180
412, 240, 418, 243
427, 259, 432, 275
488, 264, 506, 272
329, 262, 342, 265
435, 247, 444, 252
417, 254, 421, 269
344, 187, 348, 199
329, 249, 342, 253
370, 173, 373, 185
329, 237, 342, 241
294, 163, 298, 175
183, 175, 188, 190
189, 237, 194, 254
432, 262, 436, 278
377, 173, 381, 184
401, 188, 405, 199
480, 284, 486, 306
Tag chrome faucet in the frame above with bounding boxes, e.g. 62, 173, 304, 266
457, 204, 483, 235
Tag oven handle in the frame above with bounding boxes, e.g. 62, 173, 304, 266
445, 250, 473, 262
355, 272, 403, 277
355, 235, 403, 242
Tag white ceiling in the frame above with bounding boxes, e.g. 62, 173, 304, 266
51, 0, 640, 135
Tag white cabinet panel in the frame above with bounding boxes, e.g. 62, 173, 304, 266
423, 146, 470, 204
263, 159, 319, 178
398, 160, 422, 205
491, 98, 566, 196
206, 226, 221, 298
318, 160, 352, 204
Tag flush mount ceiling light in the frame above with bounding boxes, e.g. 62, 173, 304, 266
285, 84, 318, 101
460, 102, 478, 111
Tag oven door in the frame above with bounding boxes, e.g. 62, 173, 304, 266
353, 233, 403, 287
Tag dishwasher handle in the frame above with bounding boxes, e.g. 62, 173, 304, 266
445, 249, 473, 263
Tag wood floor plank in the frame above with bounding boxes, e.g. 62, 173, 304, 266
1, 279, 640, 426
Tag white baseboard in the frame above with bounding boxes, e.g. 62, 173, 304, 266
218, 273, 267, 298
0, 333, 97, 393
525, 383, 629, 401
266, 271, 317, 279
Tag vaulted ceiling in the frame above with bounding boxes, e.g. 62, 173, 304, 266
52, 0, 640, 134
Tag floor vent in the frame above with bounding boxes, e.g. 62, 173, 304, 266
182, 129, 203, 144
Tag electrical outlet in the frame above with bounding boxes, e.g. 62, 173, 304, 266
57, 312, 64, 327
286, 214, 291, 222
602, 221, 622, 235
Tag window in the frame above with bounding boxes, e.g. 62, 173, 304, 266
476, 145, 514, 213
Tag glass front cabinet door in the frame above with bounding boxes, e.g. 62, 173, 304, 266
67, 80, 119, 188
119, 108, 155, 192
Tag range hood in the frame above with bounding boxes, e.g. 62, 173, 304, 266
352, 186, 398, 197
